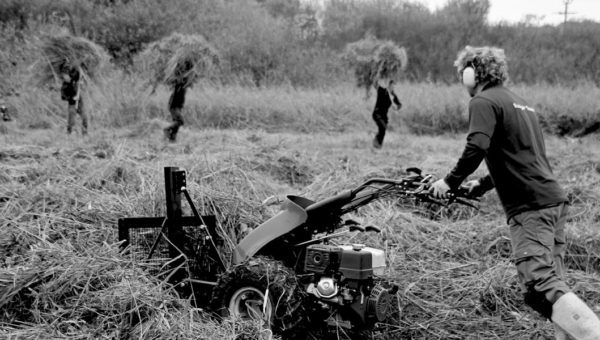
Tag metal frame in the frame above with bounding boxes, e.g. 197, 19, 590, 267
118, 167, 224, 306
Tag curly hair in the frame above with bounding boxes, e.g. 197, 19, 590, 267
454, 46, 509, 85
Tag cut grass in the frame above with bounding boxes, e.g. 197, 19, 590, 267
1, 125, 599, 339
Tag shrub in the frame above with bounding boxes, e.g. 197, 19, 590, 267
0, 0, 31, 29
86, 0, 177, 67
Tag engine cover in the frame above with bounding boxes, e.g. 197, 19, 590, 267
304, 244, 342, 274
340, 245, 386, 276
305, 244, 386, 280
338, 244, 373, 280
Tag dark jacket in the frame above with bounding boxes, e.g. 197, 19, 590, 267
60, 68, 81, 105
169, 85, 187, 110
373, 86, 401, 116
445, 83, 567, 220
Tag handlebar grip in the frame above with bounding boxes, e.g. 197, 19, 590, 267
405, 167, 422, 175
349, 225, 366, 232
452, 186, 482, 199
365, 225, 381, 233
449, 189, 467, 198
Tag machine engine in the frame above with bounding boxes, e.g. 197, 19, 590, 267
303, 243, 393, 326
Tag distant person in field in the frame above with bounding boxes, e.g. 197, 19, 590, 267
372, 78, 401, 149
429, 46, 600, 339
60, 65, 87, 135
1, 103, 11, 121
163, 81, 187, 142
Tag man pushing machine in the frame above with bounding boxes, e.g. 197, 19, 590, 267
430, 45, 600, 340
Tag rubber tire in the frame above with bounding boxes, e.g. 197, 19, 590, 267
306, 322, 373, 340
314, 327, 373, 340
210, 256, 308, 340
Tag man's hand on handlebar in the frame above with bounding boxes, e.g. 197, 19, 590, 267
429, 178, 451, 199
461, 179, 487, 199
429, 177, 481, 201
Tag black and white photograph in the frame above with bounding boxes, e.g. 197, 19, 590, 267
1, 0, 600, 339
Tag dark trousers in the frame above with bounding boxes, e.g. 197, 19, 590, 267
372, 111, 388, 147
165, 107, 184, 141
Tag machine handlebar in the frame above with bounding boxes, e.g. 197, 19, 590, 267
345, 168, 480, 212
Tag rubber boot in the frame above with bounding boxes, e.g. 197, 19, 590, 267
551, 292, 600, 340
554, 324, 569, 340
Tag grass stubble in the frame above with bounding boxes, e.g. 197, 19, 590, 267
1, 85, 600, 339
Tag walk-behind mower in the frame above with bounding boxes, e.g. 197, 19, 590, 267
118, 167, 478, 339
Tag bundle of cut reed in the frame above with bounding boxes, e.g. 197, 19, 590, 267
137, 33, 219, 90
342, 34, 407, 96
34, 34, 109, 85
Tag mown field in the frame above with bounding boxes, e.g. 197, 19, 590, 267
1, 83, 600, 339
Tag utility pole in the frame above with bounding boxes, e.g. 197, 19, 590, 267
558, 0, 575, 25
557, 0, 575, 33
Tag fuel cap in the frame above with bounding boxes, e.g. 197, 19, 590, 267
352, 243, 365, 251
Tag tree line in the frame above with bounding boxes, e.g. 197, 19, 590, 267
1, 0, 600, 87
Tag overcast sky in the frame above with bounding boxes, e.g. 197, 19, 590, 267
418, 0, 600, 25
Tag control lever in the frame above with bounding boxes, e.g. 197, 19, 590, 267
387, 283, 399, 295
406, 167, 422, 175
343, 219, 360, 226
349, 224, 366, 232
365, 225, 381, 233
345, 219, 367, 232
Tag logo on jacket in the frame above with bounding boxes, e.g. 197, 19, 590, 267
513, 103, 535, 112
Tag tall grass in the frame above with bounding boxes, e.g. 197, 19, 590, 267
517, 82, 600, 136
11, 70, 600, 137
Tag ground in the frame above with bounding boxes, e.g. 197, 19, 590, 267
1, 122, 600, 339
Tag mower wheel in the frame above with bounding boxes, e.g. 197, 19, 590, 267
210, 256, 308, 339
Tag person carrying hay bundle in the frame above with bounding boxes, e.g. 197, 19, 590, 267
165, 81, 186, 142
343, 36, 407, 149
429, 46, 600, 340
60, 63, 86, 135
35, 34, 109, 135
139, 33, 218, 142
1, 102, 10, 122
372, 77, 401, 149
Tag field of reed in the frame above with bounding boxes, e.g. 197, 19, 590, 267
1, 97, 599, 338
8, 71, 600, 137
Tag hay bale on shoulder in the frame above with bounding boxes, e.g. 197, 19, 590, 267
342, 34, 380, 90
374, 41, 408, 81
342, 34, 408, 96
137, 33, 219, 90
34, 34, 110, 85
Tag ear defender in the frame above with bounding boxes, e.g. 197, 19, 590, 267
462, 67, 476, 88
